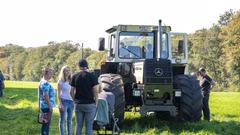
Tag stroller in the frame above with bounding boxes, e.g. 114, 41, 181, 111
94, 91, 120, 135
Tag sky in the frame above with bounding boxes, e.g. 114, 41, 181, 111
0, 0, 239, 50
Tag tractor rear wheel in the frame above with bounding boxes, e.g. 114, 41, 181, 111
98, 74, 125, 124
174, 75, 203, 121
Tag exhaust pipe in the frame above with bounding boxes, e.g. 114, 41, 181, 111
158, 19, 162, 59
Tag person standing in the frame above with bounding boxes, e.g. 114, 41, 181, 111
0, 70, 5, 97
145, 43, 153, 59
70, 59, 99, 135
39, 68, 56, 135
190, 71, 201, 79
57, 65, 74, 135
199, 68, 215, 121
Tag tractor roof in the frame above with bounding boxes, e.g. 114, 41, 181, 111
106, 25, 171, 33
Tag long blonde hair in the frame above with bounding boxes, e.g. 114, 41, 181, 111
58, 65, 71, 82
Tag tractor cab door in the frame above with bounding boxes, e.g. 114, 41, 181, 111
167, 33, 188, 64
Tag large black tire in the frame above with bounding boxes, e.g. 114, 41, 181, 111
98, 74, 125, 124
174, 74, 203, 121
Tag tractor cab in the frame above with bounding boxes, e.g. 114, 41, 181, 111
99, 23, 188, 66
97, 20, 202, 122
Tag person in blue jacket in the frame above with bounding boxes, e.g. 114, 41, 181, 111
39, 67, 56, 135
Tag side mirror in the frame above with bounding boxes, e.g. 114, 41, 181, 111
98, 37, 105, 51
178, 40, 184, 54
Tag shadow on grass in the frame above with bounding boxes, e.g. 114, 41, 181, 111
1, 87, 38, 104
121, 115, 240, 134
224, 114, 240, 118
1, 88, 239, 134
0, 105, 39, 135
0, 102, 60, 135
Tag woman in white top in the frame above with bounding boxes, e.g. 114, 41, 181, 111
57, 65, 74, 135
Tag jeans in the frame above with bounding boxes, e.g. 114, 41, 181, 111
75, 103, 96, 135
59, 99, 74, 135
41, 108, 52, 135
202, 93, 210, 121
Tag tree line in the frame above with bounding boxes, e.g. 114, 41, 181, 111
0, 41, 107, 81
0, 10, 239, 91
188, 9, 240, 91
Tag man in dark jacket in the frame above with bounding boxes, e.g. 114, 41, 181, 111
199, 68, 215, 121
70, 59, 99, 135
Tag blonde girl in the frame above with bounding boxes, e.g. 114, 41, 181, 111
57, 65, 74, 135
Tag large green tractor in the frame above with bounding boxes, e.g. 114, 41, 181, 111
96, 20, 202, 124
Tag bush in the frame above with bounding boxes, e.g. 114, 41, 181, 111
228, 84, 240, 92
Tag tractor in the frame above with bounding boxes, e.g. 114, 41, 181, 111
96, 20, 202, 124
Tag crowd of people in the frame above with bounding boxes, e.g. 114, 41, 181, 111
39, 65, 215, 135
38, 59, 99, 135
0, 59, 104, 135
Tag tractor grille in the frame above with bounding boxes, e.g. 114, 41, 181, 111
146, 77, 172, 84
144, 59, 172, 84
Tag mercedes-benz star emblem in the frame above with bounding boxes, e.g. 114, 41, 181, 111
154, 68, 163, 76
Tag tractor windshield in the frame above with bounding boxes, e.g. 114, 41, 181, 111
119, 32, 154, 59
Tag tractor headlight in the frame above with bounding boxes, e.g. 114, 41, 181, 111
133, 84, 144, 97
175, 91, 181, 97
133, 89, 141, 96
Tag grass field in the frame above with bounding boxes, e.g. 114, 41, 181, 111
0, 81, 240, 135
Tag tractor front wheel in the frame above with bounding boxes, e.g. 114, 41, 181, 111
174, 75, 203, 121
98, 74, 125, 124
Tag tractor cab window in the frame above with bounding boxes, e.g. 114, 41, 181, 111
170, 34, 186, 60
119, 32, 154, 59
160, 33, 169, 59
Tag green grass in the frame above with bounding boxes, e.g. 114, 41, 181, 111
0, 81, 240, 135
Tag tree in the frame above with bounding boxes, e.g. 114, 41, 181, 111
87, 51, 107, 69
66, 48, 94, 74
218, 9, 234, 26
188, 29, 208, 71
220, 11, 240, 85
